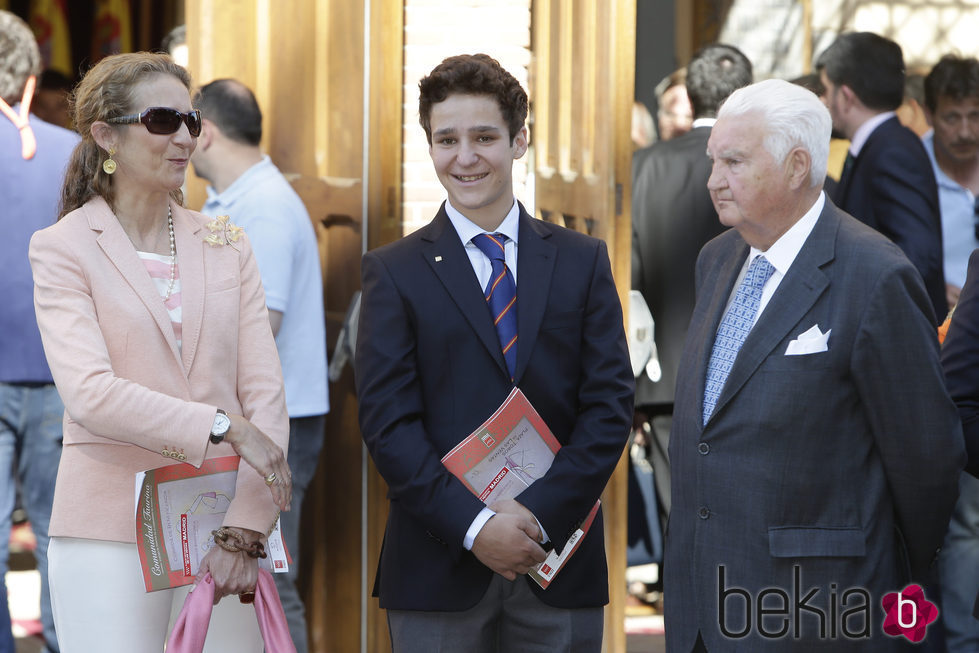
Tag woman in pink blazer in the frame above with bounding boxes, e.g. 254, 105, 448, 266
29, 52, 292, 652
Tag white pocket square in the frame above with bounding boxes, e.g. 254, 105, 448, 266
785, 324, 831, 356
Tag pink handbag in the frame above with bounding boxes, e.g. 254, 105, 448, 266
166, 569, 297, 653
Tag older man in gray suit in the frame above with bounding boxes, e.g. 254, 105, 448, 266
665, 79, 966, 652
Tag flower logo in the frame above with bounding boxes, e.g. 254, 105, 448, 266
881, 584, 938, 643
204, 215, 244, 247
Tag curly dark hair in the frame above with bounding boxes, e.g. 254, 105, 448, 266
924, 54, 979, 113
418, 53, 527, 145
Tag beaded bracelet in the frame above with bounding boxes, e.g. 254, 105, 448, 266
211, 526, 268, 559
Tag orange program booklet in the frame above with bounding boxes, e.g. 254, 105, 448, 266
441, 387, 600, 588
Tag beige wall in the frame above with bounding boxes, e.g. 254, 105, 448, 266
718, 0, 979, 78
402, 0, 532, 234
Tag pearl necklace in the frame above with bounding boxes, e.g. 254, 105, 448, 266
165, 206, 177, 301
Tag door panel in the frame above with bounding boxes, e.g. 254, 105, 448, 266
532, 1, 636, 650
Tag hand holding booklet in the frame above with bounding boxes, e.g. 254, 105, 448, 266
441, 388, 599, 588
134, 455, 289, 592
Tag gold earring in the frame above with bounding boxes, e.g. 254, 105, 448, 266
102, 148, 117, 175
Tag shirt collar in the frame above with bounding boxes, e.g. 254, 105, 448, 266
205, 155, 274, 208
849, 112, 895, 157
749, 191, 825, 276
445, 198, 520, 247
691, 118, 716, 129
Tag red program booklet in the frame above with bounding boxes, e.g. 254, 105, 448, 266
135, 455, 288, 591
441, 387, 600, 588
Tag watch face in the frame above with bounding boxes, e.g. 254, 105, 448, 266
213, 412, 231, 435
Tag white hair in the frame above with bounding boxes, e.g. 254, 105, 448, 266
717, 78, 831, 187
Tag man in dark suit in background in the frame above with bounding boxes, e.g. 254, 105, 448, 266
630, 44, 751, 533
665, 79, 964, 652
939, 249, 979, 650
817, 32, 947, 323
355, 54, 634, 652
922, 54, 979, 653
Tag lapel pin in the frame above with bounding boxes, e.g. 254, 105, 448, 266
435, 256, 443, 262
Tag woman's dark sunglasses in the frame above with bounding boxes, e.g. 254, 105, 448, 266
107, 107, 202, 137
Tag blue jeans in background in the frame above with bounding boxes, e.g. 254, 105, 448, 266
0, 383, 64, 653
0, 579, 12, 653
274, 414, 325, 653
939, 473, 979, 652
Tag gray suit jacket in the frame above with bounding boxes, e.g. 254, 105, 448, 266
664, 198, 965, 651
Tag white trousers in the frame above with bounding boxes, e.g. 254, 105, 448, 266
48, 537, 263, 653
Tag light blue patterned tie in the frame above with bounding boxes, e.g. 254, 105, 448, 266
703, 255, 776, 424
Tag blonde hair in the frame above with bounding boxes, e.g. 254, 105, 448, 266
60, 52, 192, 218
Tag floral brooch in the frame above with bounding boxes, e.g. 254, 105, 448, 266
204, 215, 244, 247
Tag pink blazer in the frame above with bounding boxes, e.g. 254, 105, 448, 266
29, 196, 288, 542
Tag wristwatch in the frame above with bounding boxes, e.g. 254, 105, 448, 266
209, 409, 231, 444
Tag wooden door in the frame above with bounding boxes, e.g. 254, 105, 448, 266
185, 1, 402, 651
531, 1, 636, 650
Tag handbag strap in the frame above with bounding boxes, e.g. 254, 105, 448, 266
255, 569, 298, 652
165, 570, 297, 653
166, 574, 215, 653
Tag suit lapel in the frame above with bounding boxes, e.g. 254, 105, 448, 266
513, 208, 556, 383
422, 207, 510, 378
707, 203, 838, 424
835, 117, 895, 207
834, 155, 854, 206
89, 197, 182, 366
172, 203, 204, 372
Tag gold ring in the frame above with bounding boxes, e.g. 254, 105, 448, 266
264, 472, 277, 486
239, 590, 256, 604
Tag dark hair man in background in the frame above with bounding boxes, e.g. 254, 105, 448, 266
630, 44, 752, 557
817, 31, 947, 324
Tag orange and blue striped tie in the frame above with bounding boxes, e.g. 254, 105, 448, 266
472, 233, 517, 381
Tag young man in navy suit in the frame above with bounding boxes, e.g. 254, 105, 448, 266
355, 54, 634, 652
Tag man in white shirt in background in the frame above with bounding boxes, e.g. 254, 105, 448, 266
191, 78, 329, 653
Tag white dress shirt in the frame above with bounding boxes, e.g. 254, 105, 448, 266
723, 192, 825, 328
443, 199, 548, 550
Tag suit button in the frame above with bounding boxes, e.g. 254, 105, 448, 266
698, 442, 710, 455
698, 507, 710, 519
177, 453, 187, 462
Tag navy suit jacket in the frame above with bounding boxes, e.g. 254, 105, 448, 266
355, 203, 634, 611
832, 116, 947, 323
941, 248, 979, 479
942, 249, 979, 623
665, 198, 964, 651
631, 126, 727, 408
